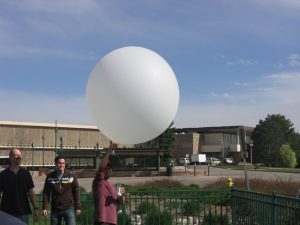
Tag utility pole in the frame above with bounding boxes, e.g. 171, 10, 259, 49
240, 128, 250, 190
42, 130, 45, 167
55, 120, 58, 156
250, 139, 254, 165
60, 136, 63, 155
31, 142, 35, 173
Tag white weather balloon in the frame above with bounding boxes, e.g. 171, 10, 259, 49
86, 46, 179, 144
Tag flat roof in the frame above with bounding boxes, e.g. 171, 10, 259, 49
175, 125, 254, 134
0, 120, 99, 130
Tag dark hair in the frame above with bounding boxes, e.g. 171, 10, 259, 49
54, 155, 65, 164
106, 162, 113, 169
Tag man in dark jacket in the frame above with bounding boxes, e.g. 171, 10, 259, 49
42, 155, 81, 225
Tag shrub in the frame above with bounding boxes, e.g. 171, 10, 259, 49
279, 144, 297, 168
137, 201, 157, 214
202, 213, 231, 225
144, 209, 173, 225
117, 211, 132, 225
182, 201, 202, 215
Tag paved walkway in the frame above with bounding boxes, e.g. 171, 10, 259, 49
33, 166, 300, 193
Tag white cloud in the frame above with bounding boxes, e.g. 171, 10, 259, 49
2, 71, 300, 133
210, 92, 232, 98
226, 59, 257, 66
175, 71, 300, 132
233, 82, 250, 87
0, 89, 93, 125
273, 63, 285, 68
4, 0, 100, 15
253, 0, 300, 9
0, 45, 97, 59
288, 53, 300, 67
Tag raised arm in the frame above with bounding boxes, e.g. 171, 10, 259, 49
98, 143, 117, 170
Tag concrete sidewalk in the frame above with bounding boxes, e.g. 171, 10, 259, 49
33, 174, 219, 193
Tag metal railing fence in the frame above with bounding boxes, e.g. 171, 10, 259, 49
10, 188, 300, 225
29, 189, 231, 225
125, 189, 231, 225
231, 189, 300, 225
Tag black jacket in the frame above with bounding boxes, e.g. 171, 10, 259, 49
42, 170, 81, 211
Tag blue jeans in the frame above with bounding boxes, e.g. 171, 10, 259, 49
16, 214, 29, 224
51, 208, 76, 225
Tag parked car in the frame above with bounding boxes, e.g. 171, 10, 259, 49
179, 157, 190, 165
0, 156, 9, 172
224, 157, 234, 164
206, 157, 221, 165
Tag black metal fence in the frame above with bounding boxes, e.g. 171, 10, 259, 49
16, 188, 300, 225
232, 189, 300, 225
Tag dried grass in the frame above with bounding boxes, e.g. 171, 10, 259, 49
129, 177, 300, 197
203, 176, 300, 197
134, 178, 185, 188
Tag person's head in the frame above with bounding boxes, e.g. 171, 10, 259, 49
54, 155, 66, 173
101, 162, 113, 180
9, 148, 22, 166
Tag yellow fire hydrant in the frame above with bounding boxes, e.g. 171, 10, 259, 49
227, 177, 234, 188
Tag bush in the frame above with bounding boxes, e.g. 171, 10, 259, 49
279, 144, 297, 168
137, 201, 157, 214
182, 201, 202, 215
117, 211, 132, 225
202, 213, 231, 225
144, 209, 173, 225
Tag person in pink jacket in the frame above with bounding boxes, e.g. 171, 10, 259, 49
92, 144, 125, 225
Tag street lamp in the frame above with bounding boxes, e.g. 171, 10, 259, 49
55, 120, 58, 156
221, 137, 225, 161
60, 136, 63, 155
31, 142, 35, 172
42, 132, 45, 167
250, 139, 254, 165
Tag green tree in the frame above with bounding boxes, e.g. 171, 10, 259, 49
251, 114, 296, 166
135, 122, 175, 152
279, 144, 297, 168
158, 122, 175, 158
287, 132, 300, 167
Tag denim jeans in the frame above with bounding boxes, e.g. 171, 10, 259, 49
16, 214, 29, 224
51, 207, 75, 225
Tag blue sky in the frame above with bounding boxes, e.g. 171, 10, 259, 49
1, 0, 300, 131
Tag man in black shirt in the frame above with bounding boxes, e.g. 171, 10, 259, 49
0, 148, 38, 224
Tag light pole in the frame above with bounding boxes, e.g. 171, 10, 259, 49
60, 136, 63, 155
31, 142, 35, 172
42, 131, 45, 167
221, 136, 225, 161
250, 140, 254, 165
96, 142, 100, 168
240, 128, 250, 190
55, 120, 58, 156
78, 139, 81, 167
